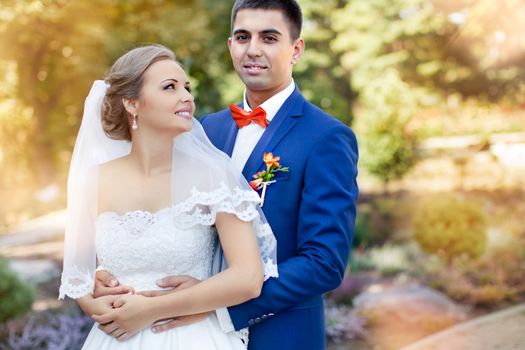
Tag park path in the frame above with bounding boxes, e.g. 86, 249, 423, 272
400, 303, 525, 350
0, 209, 65, 260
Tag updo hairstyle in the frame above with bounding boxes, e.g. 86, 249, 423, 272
101, 44, 177, 141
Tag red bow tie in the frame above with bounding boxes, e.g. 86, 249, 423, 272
230, 104, 268, 129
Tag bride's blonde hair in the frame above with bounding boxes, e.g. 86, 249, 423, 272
101, 44, 177, 141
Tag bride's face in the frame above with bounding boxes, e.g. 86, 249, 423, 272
135, 59, 195, 135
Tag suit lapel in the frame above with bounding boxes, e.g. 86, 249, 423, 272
242, 87, 304, 179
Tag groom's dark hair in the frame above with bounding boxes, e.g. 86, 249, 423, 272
231, 0, 303, 41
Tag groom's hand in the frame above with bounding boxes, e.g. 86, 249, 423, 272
138, 275, 200, 297
93, 270, 133, 298
138, 275, 210, 332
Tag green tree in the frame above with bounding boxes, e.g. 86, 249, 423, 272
0, 0, 109, 185
0, 0, 234, 189
356, 69, 419, 188
331, 0, 525, 102
294, 0, 356, 125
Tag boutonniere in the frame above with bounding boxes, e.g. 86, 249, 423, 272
249, 152, 289, 207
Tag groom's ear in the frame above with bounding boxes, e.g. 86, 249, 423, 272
291, 38, 305, 65
122, 98, 138, 116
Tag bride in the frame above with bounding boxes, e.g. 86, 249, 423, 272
59, 44, 278, 349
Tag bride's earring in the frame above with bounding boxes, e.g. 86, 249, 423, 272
132, 114, 138, 130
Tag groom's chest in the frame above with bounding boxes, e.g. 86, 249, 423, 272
231, 124, 265, 173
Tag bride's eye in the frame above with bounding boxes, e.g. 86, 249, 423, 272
185, 86, 192, 93
163, 83, 175, 90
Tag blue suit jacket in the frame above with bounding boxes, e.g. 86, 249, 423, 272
201, 86, 358, 350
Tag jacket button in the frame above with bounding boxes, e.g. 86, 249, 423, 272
248, 319, 255, 326
254, 317, 261, 323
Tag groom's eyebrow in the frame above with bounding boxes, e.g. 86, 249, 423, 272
233, 28, 249, 35
232, 28, 282, 36
260, 29, 282, 36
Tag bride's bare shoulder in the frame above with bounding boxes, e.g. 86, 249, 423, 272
98, 156, 133, 211
99, 156, 131, 178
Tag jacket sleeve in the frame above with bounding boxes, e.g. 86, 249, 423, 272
227, 124, 359, 329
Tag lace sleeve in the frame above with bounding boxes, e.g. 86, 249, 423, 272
59, 266, 94, 300
172, 181, 278, 281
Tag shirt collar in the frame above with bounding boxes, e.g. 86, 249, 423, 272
242, 79, 295, 122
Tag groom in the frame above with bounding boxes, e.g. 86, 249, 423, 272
95, 1, 358, 349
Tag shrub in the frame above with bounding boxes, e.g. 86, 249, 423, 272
368, 244, 414, 276
356, 69, 419, 188
420, 243, 524, 307
0, 258, 34, 322
413, 197, 487, 265
349, 250, 375, 273
0, 309, 93, 350
352, 214, 370, 248
324, 301, 368, 342
356, 198, 407, 247
426, 263, 520, 307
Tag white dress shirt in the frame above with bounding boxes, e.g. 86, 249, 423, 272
230, 80, 296, 174
215, 79, 296, 333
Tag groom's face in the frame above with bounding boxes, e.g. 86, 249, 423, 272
229, 9, 304, 98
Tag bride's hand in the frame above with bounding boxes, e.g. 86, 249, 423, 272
77, 294, 120, 317
139, 275, 210, 333
92, 294, 156, 341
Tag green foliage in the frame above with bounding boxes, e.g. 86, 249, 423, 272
0, 1, 111, 185
356, 70, 419, 185
0, 0, 234, 187
329, 0, 525, 184
350, 243, 421, 276
0, 258, 34, 322
413, 197, 487, 265
331, 0, 525, 103
331, 0, 445, 91
348, 250, 375, 273
1, 0, 525, 225
295, 0, 356, 125
352, 214, 370, 248
355, 198, 405, 247
368, 243, 414, 276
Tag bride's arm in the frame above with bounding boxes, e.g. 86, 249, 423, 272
92, 212, 264, 339
154, 212, 265, 312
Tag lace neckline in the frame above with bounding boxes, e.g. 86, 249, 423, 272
96, 182, 218, 219
98, 207, 172, 220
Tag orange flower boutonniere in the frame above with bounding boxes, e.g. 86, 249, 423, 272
249, 152, 289, 207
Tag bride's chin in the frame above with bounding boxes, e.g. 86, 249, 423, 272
171, 122, 193, 135
180, 120, 193, 131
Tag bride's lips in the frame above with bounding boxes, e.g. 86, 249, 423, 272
174, 108, 193, 120
243, 63, 268, 75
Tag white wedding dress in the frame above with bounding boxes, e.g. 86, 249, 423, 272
80, 185, 257, 350
60, 82, 278, 350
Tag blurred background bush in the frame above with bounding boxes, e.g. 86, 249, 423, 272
0, 258, 34, 323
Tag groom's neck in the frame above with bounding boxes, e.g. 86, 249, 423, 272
245, 78, 292, 109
